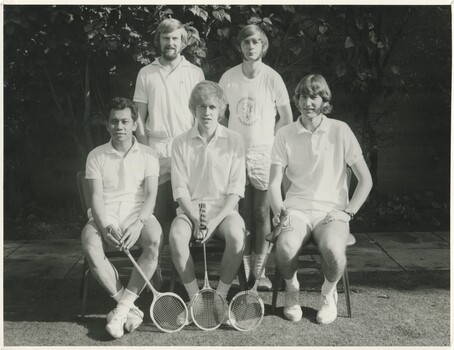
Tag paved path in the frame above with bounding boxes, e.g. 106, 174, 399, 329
4, 231, 450, 281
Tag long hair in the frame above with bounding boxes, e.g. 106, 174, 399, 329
293, 74, 333, 114
153, 18, 188, 51
236, 24, 269, 58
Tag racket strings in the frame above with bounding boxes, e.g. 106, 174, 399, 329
152, 295, 188, 332
192, 290, 226, 330
229, 293, 264, 331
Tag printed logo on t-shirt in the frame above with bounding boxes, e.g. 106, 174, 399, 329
236, 96, 258, 126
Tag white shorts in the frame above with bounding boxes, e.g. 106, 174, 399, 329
245, 150, 271, 191
87, 201, 145, 231
148, 137, 172, 185
176, 198, 238, 223
288, 209, 328, 231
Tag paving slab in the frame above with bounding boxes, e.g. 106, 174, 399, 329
347, 248, 403, 272
432, 231, 450, 243
5, 239, 82, 279
367, 232, 449, 250
4, 241, 26, 257
386, 248, 450, 271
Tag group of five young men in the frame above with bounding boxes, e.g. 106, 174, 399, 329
81, 18, 373, 339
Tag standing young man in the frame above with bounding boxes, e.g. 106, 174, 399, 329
81, 97, 162, 338
219, 24, 293, 289
269, 74, 373, 324
133, 18, 205, 228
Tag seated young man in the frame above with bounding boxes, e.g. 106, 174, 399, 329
169, 80, 246, 322
268, 74, 373, 324
81, 97, 162, 338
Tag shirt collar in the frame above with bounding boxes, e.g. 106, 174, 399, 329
296, 115, 330, 134
189, 123, 226, 141
151, 55, 190, 68
106, 136, 140, 155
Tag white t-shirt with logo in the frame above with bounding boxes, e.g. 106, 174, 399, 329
219, 63, 290, 152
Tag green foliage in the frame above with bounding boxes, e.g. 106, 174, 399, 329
4, 5, 451, 225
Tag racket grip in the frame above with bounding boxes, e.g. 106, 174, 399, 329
265, 208, 289, 243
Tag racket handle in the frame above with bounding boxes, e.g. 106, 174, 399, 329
265, 208, 289, 243
123, 248, 156, 293
196, 202, 207, 243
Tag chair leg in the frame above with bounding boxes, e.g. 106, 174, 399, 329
81, 262, 90, 318
272, 267, 281, 315
342, 266, 352, 318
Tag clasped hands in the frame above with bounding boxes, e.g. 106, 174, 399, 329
103, 221, 143, 250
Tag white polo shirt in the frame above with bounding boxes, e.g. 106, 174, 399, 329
133, 56, 204, 143
85, 138, 159, 205
271, 116, 364, 212
219, 63, 290, 152
171, 124, 245, 219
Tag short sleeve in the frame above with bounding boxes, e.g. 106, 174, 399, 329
227, 134, 246, 197
144, 149, 160, 178
171, 136, 191, 201
274, 73, 290, 107
133, 67, 148, 104
343, 124, 364, 166
85, 150, 102, 180
271, 128, 289, 168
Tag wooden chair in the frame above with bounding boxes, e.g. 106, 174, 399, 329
77, 171, 142, 318
271, 168, 355, 317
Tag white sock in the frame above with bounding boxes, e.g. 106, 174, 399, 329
321, 277, 338, 295
243, 255, 252, 279
285, 273, 299, 292
216, 280, 230, 300
117, 288, 139, 313
254, 253, 267, 278
111, 286, 125, 302
184, 280, 200, 301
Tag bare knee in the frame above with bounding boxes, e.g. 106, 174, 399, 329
169, 219, 191, 253
224, 226, 246, 254
319, 244, 346, 269
81, 222, 104, 260
253, 203, 270, 224
276, 234, 300, 262
140, 217, 162, 255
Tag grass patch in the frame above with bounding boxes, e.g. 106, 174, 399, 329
3, 270, 449, 346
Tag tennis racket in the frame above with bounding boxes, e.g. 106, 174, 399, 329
228, 207, 289, 331
123, 248, 188, 333
191, 202, 227, 331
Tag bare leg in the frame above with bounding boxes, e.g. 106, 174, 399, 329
81, 221, 122, 296
215, 212, 246, 285
169, 216, 196, 284
126, 215, 162, 295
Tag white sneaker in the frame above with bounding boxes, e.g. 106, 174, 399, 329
283, 290, 302, 322
178, 300, 193, 326
316, 289, 338, 324
214, 296, 228, 324
257, 275, 273, 291
106, 307, 128, 339
124, 306, 144, 333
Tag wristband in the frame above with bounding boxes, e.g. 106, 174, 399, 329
343, 210, 355, 220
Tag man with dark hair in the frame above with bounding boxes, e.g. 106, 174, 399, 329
81, 97, 162, 338
133, 18, 205, 229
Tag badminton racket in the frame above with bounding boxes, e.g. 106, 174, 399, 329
191, 202, 227, 331
228, 207, 289, 331
123, 248, 188, 333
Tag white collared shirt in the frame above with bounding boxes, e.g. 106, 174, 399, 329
85, 137, 159, 205
133, 56, 205, 141
171, 124, 245, 210
271, 115, 364, 211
